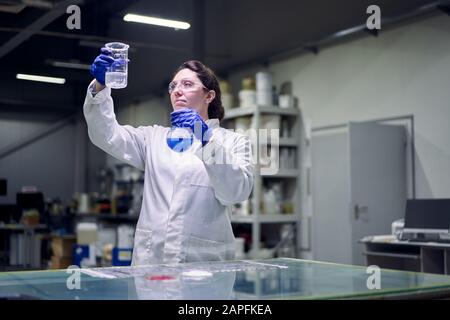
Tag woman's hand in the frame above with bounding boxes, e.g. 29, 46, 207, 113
90, 47, 114, 86
170, 108, 211, 146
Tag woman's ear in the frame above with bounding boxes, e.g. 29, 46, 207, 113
205, 90, 216, 104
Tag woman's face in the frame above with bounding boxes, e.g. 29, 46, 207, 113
169, 68, 215, 120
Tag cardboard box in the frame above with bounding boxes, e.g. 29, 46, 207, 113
51, 256, 72, 269
51, 235, 76, 258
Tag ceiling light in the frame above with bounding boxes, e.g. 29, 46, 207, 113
46, 59, 90, 70
123, 13, 190, 30
16, 73, 66, 84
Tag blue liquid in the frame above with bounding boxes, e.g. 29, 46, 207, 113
166, 127, 193, 152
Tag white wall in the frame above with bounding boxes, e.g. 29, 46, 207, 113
0, 111, 108, 205
229, 14, 450, 199
0, 113, 76, 204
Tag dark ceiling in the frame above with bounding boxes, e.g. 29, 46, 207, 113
0, 0, 448, 114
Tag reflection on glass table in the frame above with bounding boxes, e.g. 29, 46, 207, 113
1, 258, 450, 299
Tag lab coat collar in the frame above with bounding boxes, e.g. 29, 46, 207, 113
205, 118, 220, 129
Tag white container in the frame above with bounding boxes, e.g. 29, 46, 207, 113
235, 237, 245, 258
235, 117, 252, 131
219, 80, 231, 94
221, 93, 233, 109
238, 90, 256, 108
260, 144, 279, 171
78, 193, 89, 213
117, 224, 135, 248
391, 219, 404, 238
264, 188, 279, 214
240, 199, 251, 216
256, 71, 272, 91
96, 228, 117, 258
256, 90, 272, 106
76, 222, 98, 245
279, 95, 295, 108
261, 115, 281, 130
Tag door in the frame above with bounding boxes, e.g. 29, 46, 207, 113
349, 122, 406, 266
311, 129, 353, 264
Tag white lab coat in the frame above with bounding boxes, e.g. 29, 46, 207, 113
83, 82, 254, 266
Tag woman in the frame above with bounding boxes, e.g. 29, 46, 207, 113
84, 49, 254, 266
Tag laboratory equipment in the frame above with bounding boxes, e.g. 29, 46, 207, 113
401, 199, 450, 242
220, 80, 233, 109
403, 199, 450, 233
76, 222, 98, 245
117, 224, 134, 248
105, 42, 129, 89
234, 237, 246, 259
391, 218, 404, 239
77, 193, 89, 213
112, 248, 133, 266
234, 117, 252, 131
73, 244, 96, 267
277, 224, 296, 257
263, 187, 278, 214
166, 127, 193, 152
279, 95, 295, 108
255, 71, 273, 106
97, 166, 114, 198
239, 77, 256, 108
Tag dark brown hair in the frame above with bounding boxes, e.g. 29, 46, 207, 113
174, 60, 224, 121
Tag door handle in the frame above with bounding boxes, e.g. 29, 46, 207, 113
354, 205, 360, 220
354, 204, 368, 221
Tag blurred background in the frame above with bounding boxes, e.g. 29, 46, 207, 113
0, 0, 450, 274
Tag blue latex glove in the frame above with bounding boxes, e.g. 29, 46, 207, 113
90, 47, 114, 85
170, 108, 211, 146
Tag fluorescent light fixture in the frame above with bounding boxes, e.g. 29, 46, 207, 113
124, 13, 190, 30
16, 73, 66, 84
47, 60, 90, 70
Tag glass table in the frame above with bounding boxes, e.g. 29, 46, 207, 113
1, 258, 450, 299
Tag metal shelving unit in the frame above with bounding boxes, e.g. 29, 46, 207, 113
224, 104, 310, 259
74, 213, 138, 222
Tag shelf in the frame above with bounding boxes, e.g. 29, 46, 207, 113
255, 138, 298, 147
223, 97, 305, 257
363, 251, 421, 260
231, 214, 300, 224
224, 106, 299, 120
279, 138, 298, 147
114, 179, 144, 184
0, 224, 48, 231
74, 213, 138, 221
261, 169, 299, 178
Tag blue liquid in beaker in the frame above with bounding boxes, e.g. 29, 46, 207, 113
166, 127, 193, 152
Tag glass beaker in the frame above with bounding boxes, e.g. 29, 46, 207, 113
105, 42, 129, 89
166, 127, 193, 152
